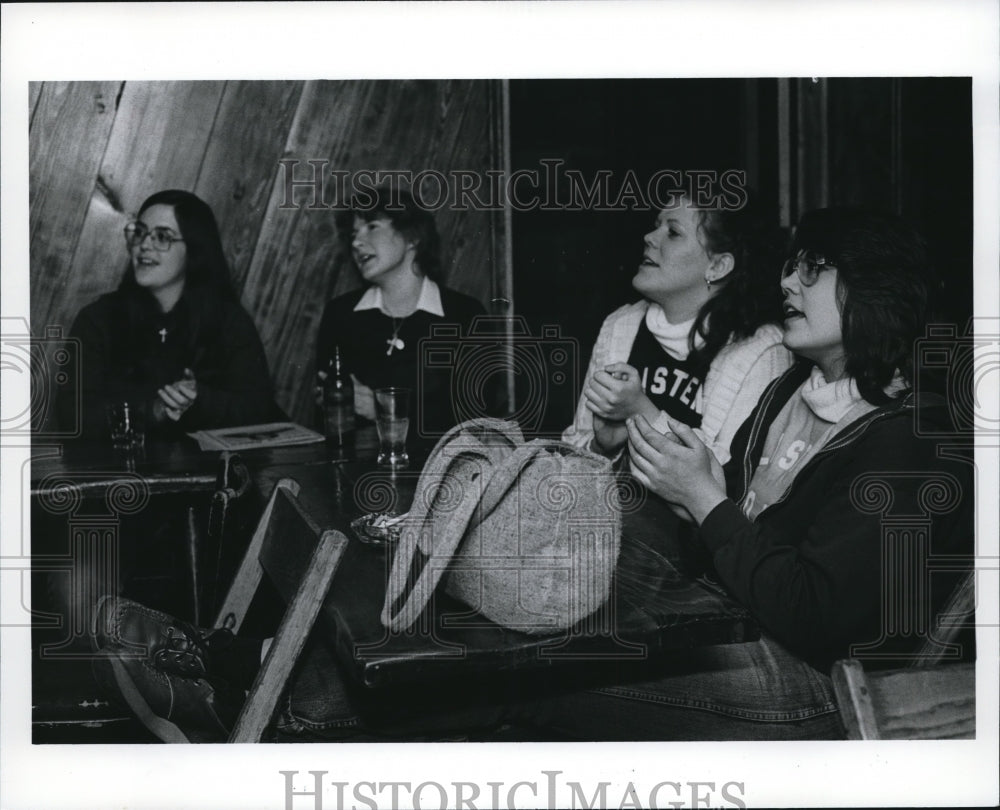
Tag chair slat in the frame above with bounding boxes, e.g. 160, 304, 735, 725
911, 571, 976, 668
228, 529, 349, 743
831, 658, 880, 740
213, 479, 300, 632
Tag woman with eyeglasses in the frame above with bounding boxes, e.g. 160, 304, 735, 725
563, 177, 793, 466
58, 189, 281, 439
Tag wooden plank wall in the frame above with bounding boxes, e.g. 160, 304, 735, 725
29, 80, 505, 426
769, 77, 972, 324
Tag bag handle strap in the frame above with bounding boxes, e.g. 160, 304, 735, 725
411, 420, 522, 528
474, 439, 609, 523
472, 440, 552, 525
381, 419, 522, 632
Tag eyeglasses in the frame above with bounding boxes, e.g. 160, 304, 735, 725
781, 250, 835, 287
123, 223, 185, 251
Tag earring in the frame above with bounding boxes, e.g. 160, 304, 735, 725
705, 277, 714, 290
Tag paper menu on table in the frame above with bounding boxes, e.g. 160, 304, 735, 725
187, 422, 325, 451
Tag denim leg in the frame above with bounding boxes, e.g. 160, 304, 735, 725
274, 636, 505, 742
510, 634, 844, 741
273, 638, 363, 739
274, 632, 842, 742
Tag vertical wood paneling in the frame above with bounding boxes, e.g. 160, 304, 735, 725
193, 80, 306, 293
425, 81, 499, 304
827, 79, 895, 211
776, 78, 792, 228
49, 81, 226, 332
890, 79, 904, 216
797, 78, 829, 214
240, 80, 380, 420
29, 81, 121, 332
28, 81, 44, 128
497, 79, 515, 409
489, 80, 510, 310
741, 79, 760, 193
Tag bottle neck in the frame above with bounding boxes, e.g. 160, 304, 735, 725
327, 347, 351, 394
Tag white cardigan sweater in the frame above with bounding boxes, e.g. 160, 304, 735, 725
562, 300, 793, 463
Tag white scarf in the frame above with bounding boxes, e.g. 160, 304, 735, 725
801, 365, 907, 423
644, 304, 702, 360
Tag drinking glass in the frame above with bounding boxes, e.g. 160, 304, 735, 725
374, 387, 410, 468
106, 401, 146, 454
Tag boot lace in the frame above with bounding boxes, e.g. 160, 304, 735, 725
153, 613, 236, 680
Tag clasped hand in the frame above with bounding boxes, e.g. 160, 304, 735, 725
585, 363, 658, 455
584, 362, 656, 422
158, 368, 197, 422
626, 414, 728, 525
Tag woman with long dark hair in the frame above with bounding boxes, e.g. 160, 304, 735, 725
564, 179, 792, 463
58, 189, 280, 438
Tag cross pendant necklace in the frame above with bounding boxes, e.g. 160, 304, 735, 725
158, 327, 168, 344
386, 317, 406, 356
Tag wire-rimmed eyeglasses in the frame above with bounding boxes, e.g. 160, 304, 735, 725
123, 223, 185, 252
781, 250, 835, 287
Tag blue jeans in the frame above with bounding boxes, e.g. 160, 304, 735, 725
510, 634, 843, 740
274, 633, 843, 741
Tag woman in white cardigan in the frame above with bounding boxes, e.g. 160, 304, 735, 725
564, 184, 792, 464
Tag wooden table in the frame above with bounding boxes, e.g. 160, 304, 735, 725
29, 435, 340, 499
254, 431, 760, 688
29, 435, 340, 633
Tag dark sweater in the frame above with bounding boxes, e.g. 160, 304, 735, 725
699, 362, 974, 672
627, 318, 704, 428
58, 287, 282, 439
316, 285, 503, 441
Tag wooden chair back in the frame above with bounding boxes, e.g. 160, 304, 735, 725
213, 478, 348, 743
911, 570, 976, 667
832, 659, 975, 740
832, 571, 976, 740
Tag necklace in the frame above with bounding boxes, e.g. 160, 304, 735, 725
158, 327, 168, 344
386, 317, 407, 355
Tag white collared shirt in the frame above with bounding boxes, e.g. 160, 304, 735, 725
352, 277, 445, 317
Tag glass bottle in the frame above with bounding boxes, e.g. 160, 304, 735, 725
324, 346, 355, 449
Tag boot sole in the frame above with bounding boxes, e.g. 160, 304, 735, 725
102, 656, 193, 744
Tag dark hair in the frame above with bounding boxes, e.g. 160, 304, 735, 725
791, 207, 935, 404
685, 183, 787, 372
119, 189, 236, 302
334, 186, 443, 281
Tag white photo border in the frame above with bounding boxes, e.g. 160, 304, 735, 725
2, 2, 997, 809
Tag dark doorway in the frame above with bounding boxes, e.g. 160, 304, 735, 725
509, 79, 747, 434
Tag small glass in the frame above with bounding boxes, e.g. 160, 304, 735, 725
374, 387, 410, 469
106, 401, 146, 454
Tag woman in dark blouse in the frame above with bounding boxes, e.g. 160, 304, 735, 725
58, 189, 281, 440
316, 186, 500, 443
